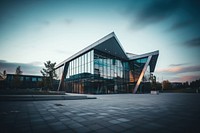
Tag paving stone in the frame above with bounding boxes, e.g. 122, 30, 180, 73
119, 122, 133, 129
32, 126, 53, 133
88, 124, 104, 130
63, 112, 72, 115
71, 116, 86, 122
57, 129, 74, 133
117, 118, 130, 122
51, 124, 68, 132
109, 119, 122, 124
73, 126, 92, 133
68, 123, 84, 128
95, 116, 105, 119
95, 128, 115, 133
99, 113, 109, 116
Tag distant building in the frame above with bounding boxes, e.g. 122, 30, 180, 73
0, 74, 43, 89
171, 82, 183, 89
54, 32, 159, 94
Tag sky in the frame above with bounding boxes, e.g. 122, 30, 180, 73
0, 0, 200, 83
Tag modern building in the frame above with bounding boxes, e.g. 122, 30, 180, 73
54, 32, 159, 94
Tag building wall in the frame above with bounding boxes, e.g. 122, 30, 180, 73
54, 49, 151, 94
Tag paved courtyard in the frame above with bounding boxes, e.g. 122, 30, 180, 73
0, 93, 200, 133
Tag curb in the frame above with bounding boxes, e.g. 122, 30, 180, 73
0, 95, 96, 101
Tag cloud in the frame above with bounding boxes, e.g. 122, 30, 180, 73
64, 18, 72, 25
0, 60, 43, 75
171, 75, 200, 82
125, 0, 180, 28
168, 0, 200, 31
41, 20, 50, 26
123, 0, 200, 33
157, 64, 200, 82
55, 49, 73, 55
0, 60, 6, 63
29, 61, 43, 66
169, 63, 188, 67
169, 20, 193, 31
184, 37, 200, 47
157, 65, 200, 74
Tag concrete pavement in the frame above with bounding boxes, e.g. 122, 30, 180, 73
0, 93, 200, 133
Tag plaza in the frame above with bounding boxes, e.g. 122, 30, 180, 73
0, 93, 200, 133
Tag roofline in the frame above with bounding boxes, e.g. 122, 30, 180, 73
56, 32, 126, 68
128, 50, 159, 60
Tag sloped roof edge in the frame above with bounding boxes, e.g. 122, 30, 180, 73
56, 32, 127, 68
128, 50, 159, 60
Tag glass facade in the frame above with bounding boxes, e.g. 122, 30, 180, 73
93, 50, 129, 93
63, 50, 94, 93
55, 49, 151, 94
129, 57, 149, 93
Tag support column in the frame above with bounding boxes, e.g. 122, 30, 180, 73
133, 55, 152, 94
57, 62, 69, 91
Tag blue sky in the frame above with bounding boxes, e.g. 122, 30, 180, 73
0, 0, 200, 82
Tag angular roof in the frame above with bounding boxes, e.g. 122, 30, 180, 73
56, 32, 159, 73
128, 50, 159, 72
94, 34, 128, 60
56, 32, 128, 68
128, 50, 159, 60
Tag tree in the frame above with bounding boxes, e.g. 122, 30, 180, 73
149, 73, 157, 90
14, 66, 23, 89
190, 79, 200, 89
16, 66, 23, 75
155, 82, 162, 91
183, 81, 189, 88
40, 61, 57, 90
0, 70, 7, 79
162, 80, 172, 90
3, 70, 6, 76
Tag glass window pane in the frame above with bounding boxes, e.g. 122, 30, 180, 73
79, 56, 81, 66
85, 53, 87, 64
91, 50, 94, 62
81, 55, 84, 65
88, 52, 91, 63
91, 61, 94, 74
88, 62, 91, 73
32, 77, 37, 82
38, 78, 42, 81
